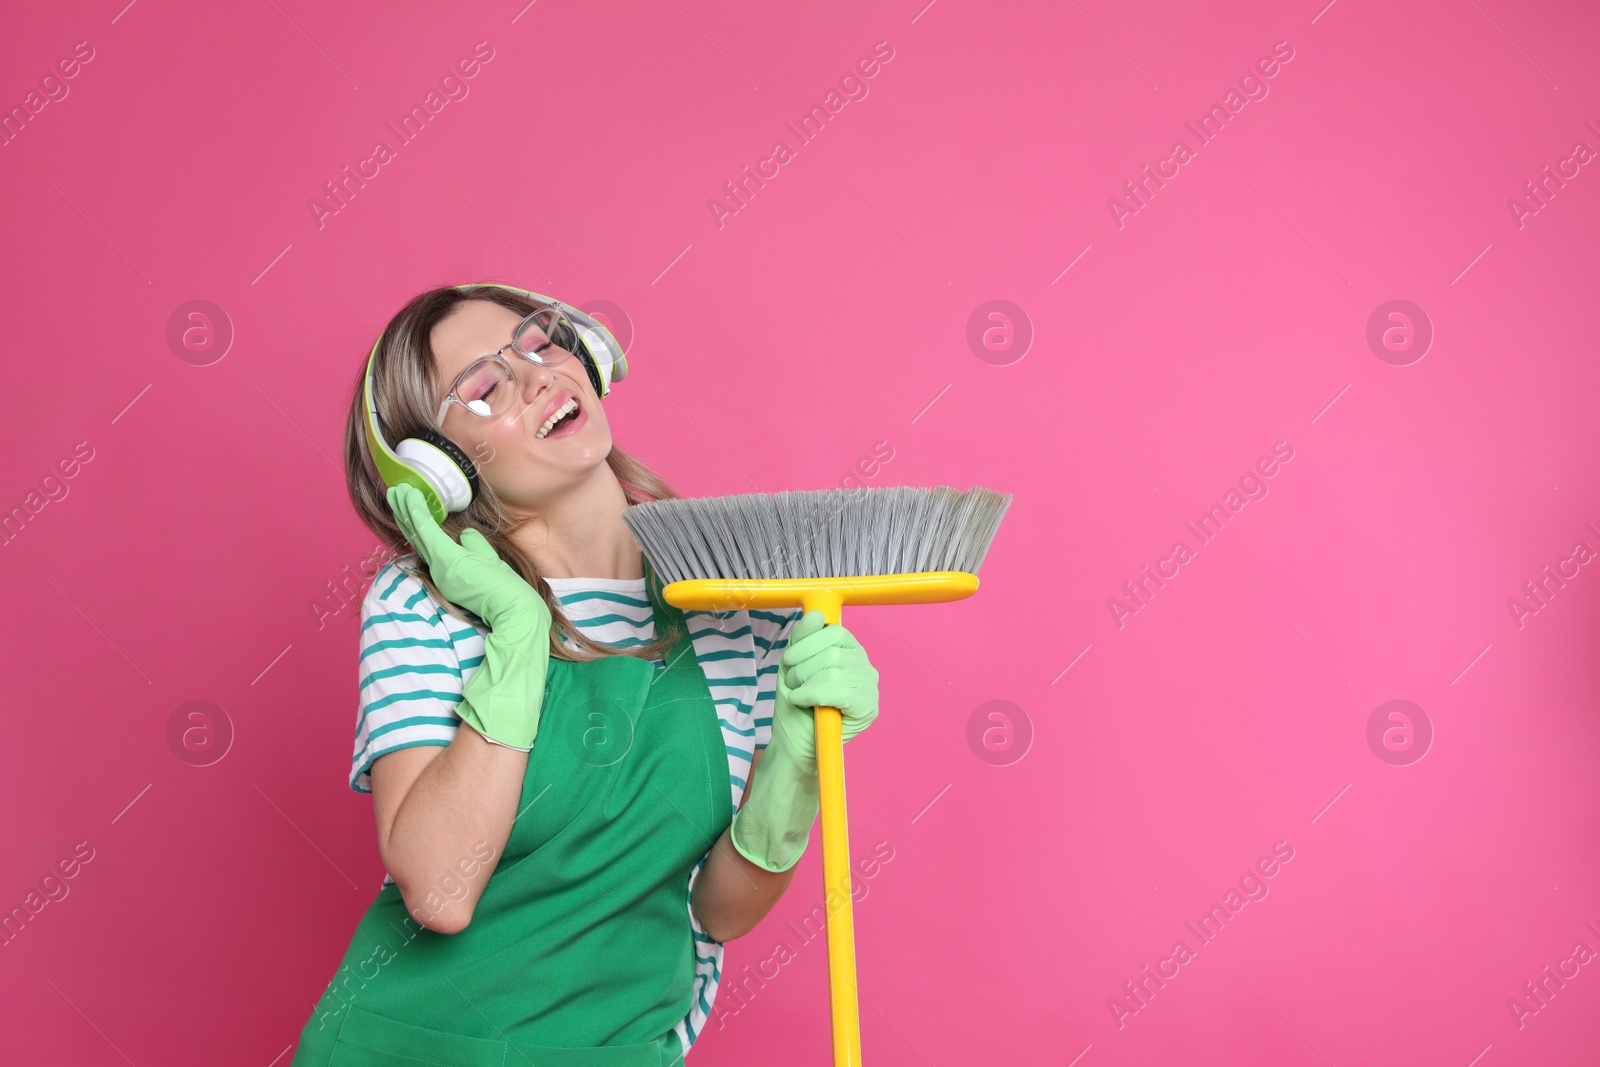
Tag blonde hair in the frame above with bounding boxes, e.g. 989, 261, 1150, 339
342, 282, 685, 661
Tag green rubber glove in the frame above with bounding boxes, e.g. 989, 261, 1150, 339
388, 483, 553, 752
730, 610, 881, 873
769, 610, 881, 764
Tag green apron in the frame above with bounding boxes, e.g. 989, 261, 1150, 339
292, 565, 731, 1067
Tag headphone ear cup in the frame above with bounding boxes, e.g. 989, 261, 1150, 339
567, 313, 627, 397
575, 351, 605, 399
415, 429, 479, 491
393, 431, 479, 519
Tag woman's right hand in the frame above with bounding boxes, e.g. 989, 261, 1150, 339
387, 484, 552, 638
388, 483, 552, 751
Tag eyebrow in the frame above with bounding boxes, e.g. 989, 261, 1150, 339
455, 349, 499, 381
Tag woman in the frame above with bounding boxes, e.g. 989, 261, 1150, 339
292, 284, 882, 1066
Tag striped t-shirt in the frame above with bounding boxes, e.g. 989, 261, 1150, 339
351, 559, 801, 1055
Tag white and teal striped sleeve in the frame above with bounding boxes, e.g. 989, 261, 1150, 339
749, 607, 803, 756
350, 562, 475, 794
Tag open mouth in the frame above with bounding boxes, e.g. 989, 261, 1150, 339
534, 395, 583, 440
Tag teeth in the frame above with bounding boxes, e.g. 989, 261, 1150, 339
535, 397, 578, 439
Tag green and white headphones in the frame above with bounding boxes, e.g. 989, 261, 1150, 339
362, 283, 630, 523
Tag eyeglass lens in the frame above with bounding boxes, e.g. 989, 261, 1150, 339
513, 308, 580, 360
455, 310, 580, 418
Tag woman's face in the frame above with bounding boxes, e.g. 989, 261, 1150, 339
428, 299, 613, 511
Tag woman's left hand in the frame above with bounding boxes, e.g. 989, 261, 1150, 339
770, 610, 881, 765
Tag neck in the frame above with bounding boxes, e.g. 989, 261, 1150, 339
505, 462, 645, 581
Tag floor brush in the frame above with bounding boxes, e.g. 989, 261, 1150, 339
620, 484, 1013, 1067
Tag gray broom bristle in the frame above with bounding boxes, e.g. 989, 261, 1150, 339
619, 485, 1014, 585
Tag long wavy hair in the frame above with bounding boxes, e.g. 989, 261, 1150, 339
343, 282, 685, 661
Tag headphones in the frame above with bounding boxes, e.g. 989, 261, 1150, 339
361, 283, 630, 523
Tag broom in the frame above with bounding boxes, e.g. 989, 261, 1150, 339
620, 484, 1013, 1067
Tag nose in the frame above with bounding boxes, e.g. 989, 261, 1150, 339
517, 354, 558, 408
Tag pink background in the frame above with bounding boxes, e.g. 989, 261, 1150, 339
3, 0, 1599, 1063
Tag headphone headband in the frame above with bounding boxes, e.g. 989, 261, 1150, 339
361, 283, 630, 523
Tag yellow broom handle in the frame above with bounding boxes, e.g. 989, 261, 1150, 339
802, 590, 861, 1067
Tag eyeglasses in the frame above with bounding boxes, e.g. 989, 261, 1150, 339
435, 307, 582, 427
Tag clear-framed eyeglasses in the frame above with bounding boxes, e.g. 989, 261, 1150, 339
435, 306, 583, 427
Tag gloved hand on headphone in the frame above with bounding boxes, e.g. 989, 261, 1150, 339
388, 483, 553, 752
731, 610, 881, 873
